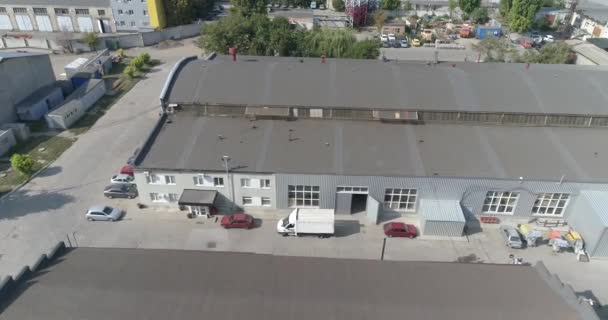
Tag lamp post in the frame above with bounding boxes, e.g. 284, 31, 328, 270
221, 155, 235, 212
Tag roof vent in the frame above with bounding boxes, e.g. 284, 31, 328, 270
218, 134, 225, 140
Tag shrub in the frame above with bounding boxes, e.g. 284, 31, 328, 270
140, 52, 151, 64
116, 48, 126, 59
129, 57, 144, 70
10, 154, 36, 176
123, 65, 137, 79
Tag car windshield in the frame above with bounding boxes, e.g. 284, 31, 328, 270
102, 207, 113, 214
282, 216, 290, 227
509, 236, 520, 242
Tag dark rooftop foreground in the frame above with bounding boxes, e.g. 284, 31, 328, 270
167, 56, 608, 115
0, 248, 585, 320
136, 115, 608, 182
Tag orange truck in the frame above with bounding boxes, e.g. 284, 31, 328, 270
459, 26, 473, 38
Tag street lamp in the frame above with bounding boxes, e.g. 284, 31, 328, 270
221, 156, 235, 212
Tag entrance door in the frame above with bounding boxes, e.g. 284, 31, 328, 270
335, 186, 369, 214
190, 206, 209, 217
101, 19, 112, 33
35, 15, 53, 31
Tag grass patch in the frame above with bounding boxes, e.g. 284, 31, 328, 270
0, 135, 75, 196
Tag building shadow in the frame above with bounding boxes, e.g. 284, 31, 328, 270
36, 166, 62, 178
377, 209, 404, 224
0, 190, 75, 220
576, 290, 608, 319
334, 220, 361, 238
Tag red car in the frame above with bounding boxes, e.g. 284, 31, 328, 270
383, 222, 417, 238
120, 165, 134, 177
221, 213, 255, 229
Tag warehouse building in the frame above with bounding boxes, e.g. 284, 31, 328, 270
0, 0, 115, 33
0, 52, 57, 125
134, 55, 608, 252
0, 247, 599, 320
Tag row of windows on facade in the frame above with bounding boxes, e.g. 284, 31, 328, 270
0, 7, 105, 16
117, 9, 147, 16
287, 185, 570, 216
146, 174, 271, 189
149, 193, 271, 206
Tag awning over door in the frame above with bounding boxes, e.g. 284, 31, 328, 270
178, 189, 218, 206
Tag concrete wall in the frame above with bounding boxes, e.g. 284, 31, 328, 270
567, 193, 608, 257
0, 54, 55, 125
16, 87, 64, 121
141, 23, 203, 46
134, 171, 277, 214
0, 129, 16, 156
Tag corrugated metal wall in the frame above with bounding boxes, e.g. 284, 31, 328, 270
421, 220, 465, 237
275, 174, 608, 219
567, 192, 608, 257
593, 232, 608, 257
335, 193, 351, 214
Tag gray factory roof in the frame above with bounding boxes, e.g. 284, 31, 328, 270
0, 248, 586, 320
136, 115, 608, 183
578, 0, 608, 23
166, 56, 608, 116
0, 0, 110, 6
0, 52, 47, 63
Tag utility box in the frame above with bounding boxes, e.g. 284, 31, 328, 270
477, 26, 502, 39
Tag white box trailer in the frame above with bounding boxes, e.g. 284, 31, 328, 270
276, 208, 335, 237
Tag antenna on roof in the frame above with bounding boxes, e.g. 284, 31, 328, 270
218, 134, 225, 140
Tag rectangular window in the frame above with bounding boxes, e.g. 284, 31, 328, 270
119, 21, 126, 26
150, 193, 178, 202
288, 185, 320, 207
337, 186, 369, 193
262, 197, 271, 206
242, 196, 253, 205
130, 21, 136, 26
241, 178, 251, 188
143, 10, 148, 16
214, 177, 224, 187
261, 179, 271, 189
55, 8, 69, 14
118, 9, 124, 15
482, 191, 519, 214
168, 193, 179, 202
127, 9, 134, 15
165, 175, 176, 185
75, 9, 90, 15
150, 193, 160, 201
532, 193, 569, 216
33, 8, 47, 14
13, 7, 27, 14
146, 174, 161, 184
0, 7, 6, 13
98, 9, 106, 16
383, 188, 417, 211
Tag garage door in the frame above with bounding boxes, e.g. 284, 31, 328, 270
35, 15, 53, 32
0, 15, 12, 30
15, 15, 33, 31
77, 17, 94, 32
57, 16, 74, 32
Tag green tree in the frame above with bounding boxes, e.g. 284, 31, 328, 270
80, 32, 98, 51
514, 42, 574, 64
232, 0, 269, 15
164, 0, 216, 26
140, 52, 151, 64
508, 0, 541, 32
470, 7, 489, 23
10, 154, 36, 176
123, 65, 137, 79
382, 0, 400, 10
473, 36, 515, 62
332, 0, 345, 11
458, 0, 481, 14
129, 56, 145, 70
448, 0, 458, 18
347, 40, 380, 59
499, 0, 511, 18
373, 10, 387, 33
403, 0, 412, 10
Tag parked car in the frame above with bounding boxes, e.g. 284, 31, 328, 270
383, 222, 418, 238
531, 34, 543, 45
380, 34, 388, 42
388, 33, 396, 41
86, 205, 123, 221
411, 38, 421, 47
543, 35, 554, 43
400, 39, 410, 48
381, 41, 391, 48
111, 173, 135, 184
221, 213, 255, 229
120, 165, 134, 176
104, 184, 138, 199
500, 225, 524, 249
392, 41, 401, 48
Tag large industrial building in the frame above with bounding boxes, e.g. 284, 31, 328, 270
0, 0, 116, 33
0, 247, 599, 320
134, 55, 608, 255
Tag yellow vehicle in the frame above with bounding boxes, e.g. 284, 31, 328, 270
411, 38, 421, 47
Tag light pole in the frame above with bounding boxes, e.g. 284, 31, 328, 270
221, 155, 235, 212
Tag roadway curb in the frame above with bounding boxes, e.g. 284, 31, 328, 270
0, 154, 61, 201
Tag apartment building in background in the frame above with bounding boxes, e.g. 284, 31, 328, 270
0, 0, 116, 33
110, 0, 166, 31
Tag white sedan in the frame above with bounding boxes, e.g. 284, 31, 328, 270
543, 35, 554, 43
111, 174, 135, 184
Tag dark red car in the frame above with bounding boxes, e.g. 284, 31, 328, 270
383, 222, 417, 238
120, 165, 134, 177
221, 213, 255, 229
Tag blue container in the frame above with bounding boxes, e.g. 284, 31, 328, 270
71, 76, 88, 89
476, 26, 502, 39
